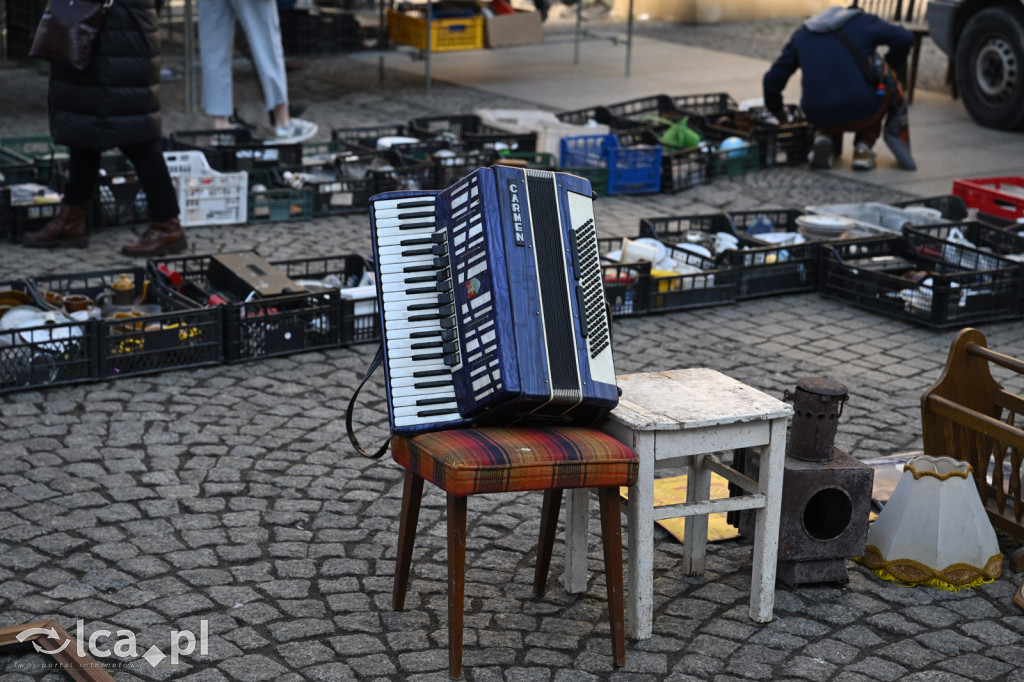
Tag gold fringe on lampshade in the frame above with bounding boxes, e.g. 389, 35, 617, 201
858, 545, 1003, 592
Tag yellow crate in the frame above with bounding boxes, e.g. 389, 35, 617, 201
387, 8, 484, 52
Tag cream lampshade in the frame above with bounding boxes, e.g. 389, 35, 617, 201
861, 455, 1003, 590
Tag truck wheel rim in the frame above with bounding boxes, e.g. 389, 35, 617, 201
974, 37, 1017, 101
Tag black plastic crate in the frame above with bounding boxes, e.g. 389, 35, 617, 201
640, 210, 819, 300
150, 253, 377, 361
602, 94, 687, 129
96, 169, 148, 227
671, 93, 738, 118
556, 106, 613, 127
1, 184, 67, 242
408, 114, 537, 153
281, 8, 360, 56
618, 127, 710, 194
0, 279, 98, 393
891, 194, 969, 221
820, 235, 1023, 328
331, 124, 448, 159
904, 221, 1024, 262
247, 171, 316, 223
28, 267, 223, 380
170, 129, 304, 172
704, 105, 813, 167
494, 151, 558, 170
0, 147, 38, 183
430, 149, 499, 189
598, 236, 738, 314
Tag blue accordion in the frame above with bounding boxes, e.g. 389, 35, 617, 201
369, 165, 619, 436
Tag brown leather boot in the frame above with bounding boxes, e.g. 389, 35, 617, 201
121, 217, 187, 257
21, 202, 89, 248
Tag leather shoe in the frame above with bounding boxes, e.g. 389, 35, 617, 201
22, 202, 89, 248
122, 217, 187, 257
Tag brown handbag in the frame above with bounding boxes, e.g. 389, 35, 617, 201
29, 0, 114, 71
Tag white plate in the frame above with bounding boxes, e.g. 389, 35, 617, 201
796, 214, 858, 238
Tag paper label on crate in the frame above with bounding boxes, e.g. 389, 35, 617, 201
330, 193, 354, 206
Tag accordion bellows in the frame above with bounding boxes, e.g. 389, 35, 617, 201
860, 455, 1003, 590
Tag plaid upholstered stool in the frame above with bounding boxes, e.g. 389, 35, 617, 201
391, 426, 639, 679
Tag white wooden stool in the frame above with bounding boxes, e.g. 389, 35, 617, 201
563, 368, 794, 640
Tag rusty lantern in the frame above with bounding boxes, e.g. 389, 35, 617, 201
785, 377, 849, 462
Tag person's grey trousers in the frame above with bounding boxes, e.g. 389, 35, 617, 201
198, 0, 289, 117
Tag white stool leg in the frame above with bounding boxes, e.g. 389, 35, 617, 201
681, 454, 711, 575
749, 417, 786, 622
625, 431, 655, 640
562, 488, 590, 594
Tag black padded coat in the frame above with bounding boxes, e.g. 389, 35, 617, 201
48, 0, 163, 151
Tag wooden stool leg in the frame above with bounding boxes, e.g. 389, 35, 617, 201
598, 487, 626, 668
447, 494, 468, 680
393, 471, 424, 611
534, 488, 564, 597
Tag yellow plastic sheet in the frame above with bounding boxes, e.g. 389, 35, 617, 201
621, 473, 739, 544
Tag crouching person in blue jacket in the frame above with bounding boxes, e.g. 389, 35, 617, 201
763, 6, 913, 171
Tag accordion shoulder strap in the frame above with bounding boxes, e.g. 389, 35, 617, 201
346, 344, 392, 460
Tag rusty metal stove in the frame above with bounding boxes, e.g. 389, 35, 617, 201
732, 378, 874, 585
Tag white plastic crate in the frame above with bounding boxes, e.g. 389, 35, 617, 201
475, 108, 610, 160
162, 150, 248, 227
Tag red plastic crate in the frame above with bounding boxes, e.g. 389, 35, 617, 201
952, 176, 1024, 221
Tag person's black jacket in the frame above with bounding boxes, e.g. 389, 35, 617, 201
763, 7, 914, 128
48, 0, 163, 150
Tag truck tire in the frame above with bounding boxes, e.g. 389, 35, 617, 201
955, 5, 1024, 130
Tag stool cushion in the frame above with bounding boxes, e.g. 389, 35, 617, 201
392, 426, 638, 498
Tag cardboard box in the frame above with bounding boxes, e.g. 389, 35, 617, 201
485, 9, 543, 48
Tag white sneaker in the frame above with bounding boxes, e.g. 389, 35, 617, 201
268, 118, 318, 145
852, 142, 876, 171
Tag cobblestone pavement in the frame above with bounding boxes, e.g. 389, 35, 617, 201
2, 21, 1024, 682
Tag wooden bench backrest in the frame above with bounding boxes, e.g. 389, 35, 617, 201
851, 0, 928, 24
921, 327, 1024, 540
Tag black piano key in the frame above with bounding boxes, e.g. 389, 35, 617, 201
410, 330, 442, 339
442, 342, 459, 354
441, 330, 456, 342
437, 292, 452, 305
398, 210, 435, 219
395, 199, 435, 209
414, 380, 454, 389
411, 352, 445, 361
417, 408, 458, 417
404, 264, 436, 273
443, 353, 460, 367
416, 397, 455, 406
402, 247, 434, 257
408, 286, 439, 295
410, 340, 443, 350
439, 305, 454, 317
398, 221, 436, 230
405, 275, 436, 284
431, 244, 448, 256
400, 237, 434, 246
412, 369, 450, 378
431, 233, 447, 244
409, 313, 442, 322
408, 302, 442, 311
440, 319, 456, 329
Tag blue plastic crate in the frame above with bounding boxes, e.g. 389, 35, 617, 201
560, 134, 662, 195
